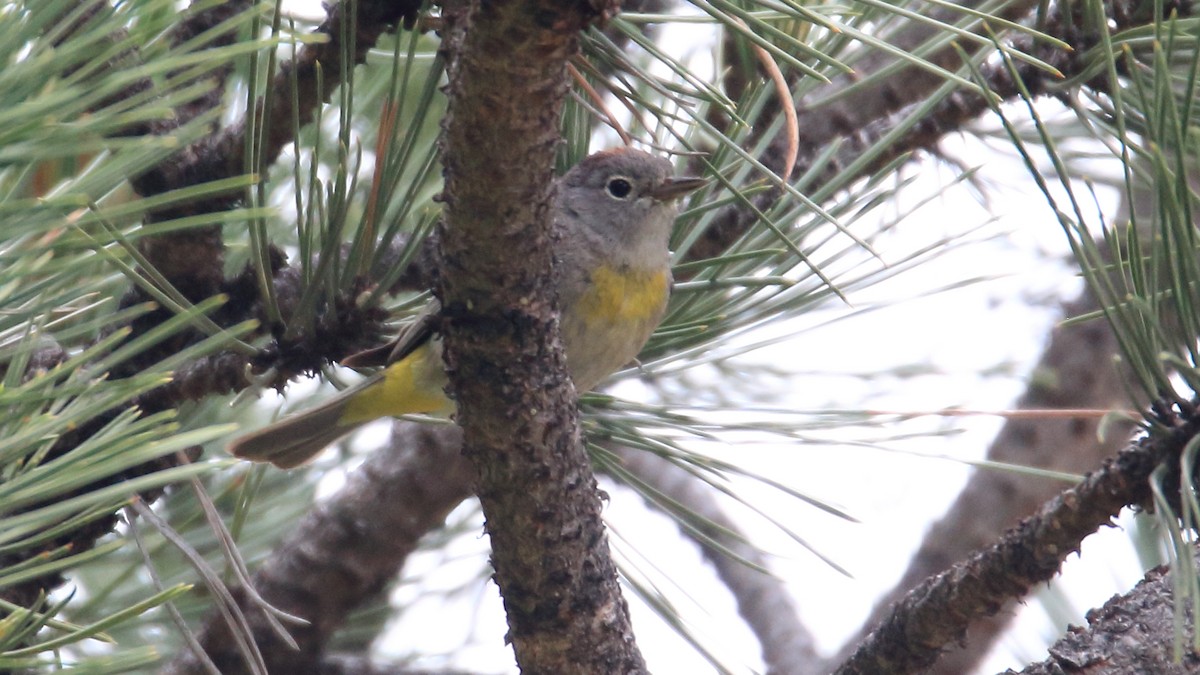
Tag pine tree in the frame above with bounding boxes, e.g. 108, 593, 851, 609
1, 0, 1198, 673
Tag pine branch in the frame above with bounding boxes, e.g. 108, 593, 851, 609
20, 0, 1195, 669
689, 0, 1193, 265
0, 252, 389, 612
122, 0, 422, 365
164, 424, 474, 674
127, 0, 255, 297
435, 0, 644, 670
790, 0, 1042, 152
1008, 550, 1200, 674
157, 1, 1190, 667
183, 415, 816, 673
167, 2, 255, 129
1, 0, 417, 621
822, 287, 1133, 674
833, 407, 1198, 675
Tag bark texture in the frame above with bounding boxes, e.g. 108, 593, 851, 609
436, 0, 642, 671
1008, 558, 1200, 675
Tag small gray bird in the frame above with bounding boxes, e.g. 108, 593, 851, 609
229, 148, 705, 468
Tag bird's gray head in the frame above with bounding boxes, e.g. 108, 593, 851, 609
555, 148, 705, 269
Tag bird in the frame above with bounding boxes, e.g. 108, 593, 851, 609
229, 148, 705, 468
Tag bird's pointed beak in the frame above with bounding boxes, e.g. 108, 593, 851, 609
650, 177, 707, 201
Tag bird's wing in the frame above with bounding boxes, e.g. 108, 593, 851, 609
340, 299, 440, 369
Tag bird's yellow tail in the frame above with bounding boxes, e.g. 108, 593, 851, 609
228, 344, 451, 468
227, 387, 369, 469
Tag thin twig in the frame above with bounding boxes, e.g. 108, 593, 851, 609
130, 498, 269, 675
569, 61, 633, 145
126, 505, 223, 675
732, 17, 798, 184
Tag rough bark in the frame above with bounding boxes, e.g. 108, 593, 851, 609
435, 0, 644, 669
1007, 555, 1200, 675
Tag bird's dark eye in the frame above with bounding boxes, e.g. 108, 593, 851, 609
606, 177, 633, 199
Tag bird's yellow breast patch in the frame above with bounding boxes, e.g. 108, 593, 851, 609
577, 265, 670, 325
